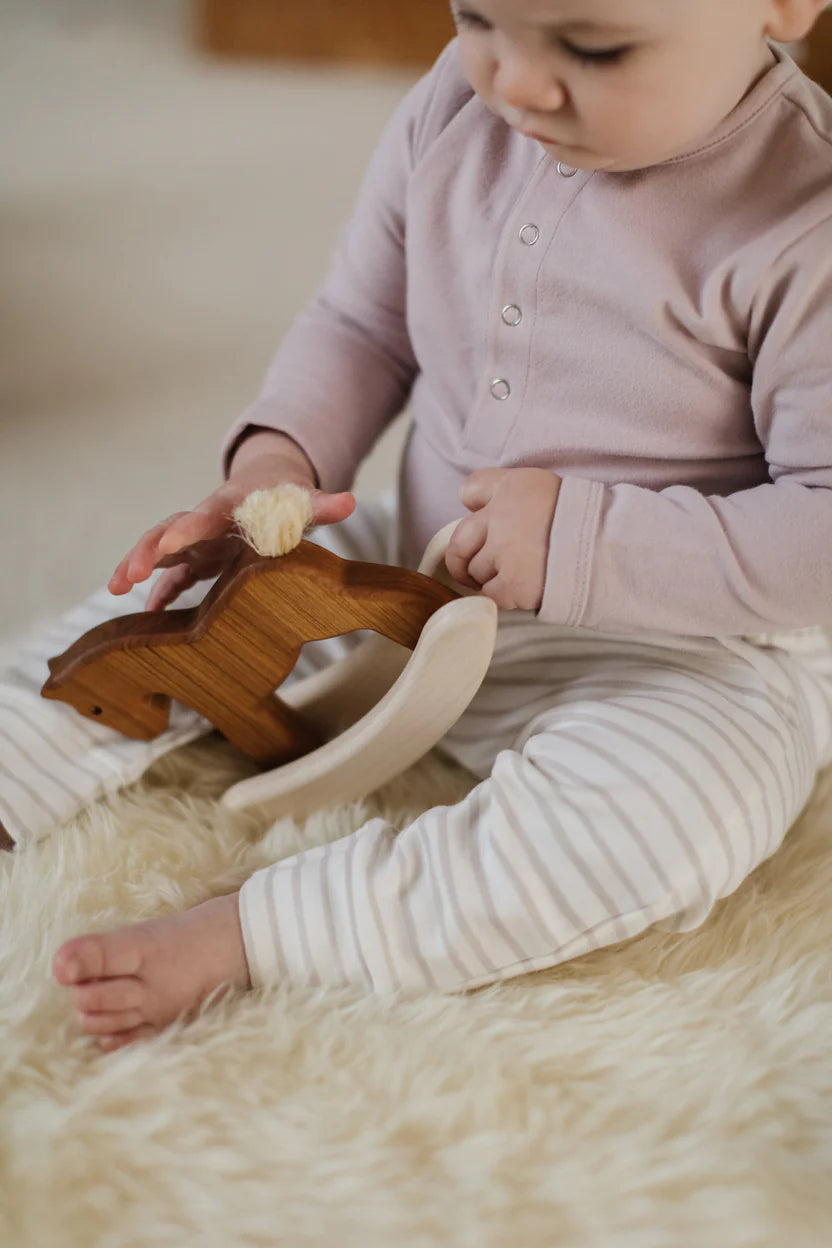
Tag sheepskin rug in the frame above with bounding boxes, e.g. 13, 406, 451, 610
2, 734, 832, 1248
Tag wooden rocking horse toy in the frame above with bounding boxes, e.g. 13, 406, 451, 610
41, 520, 498, 819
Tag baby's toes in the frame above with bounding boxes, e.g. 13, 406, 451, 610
80, 1009, 146, 1036
97, 1025, 158, 1053
53, 927, 144, 986
73, 977, 145, 1015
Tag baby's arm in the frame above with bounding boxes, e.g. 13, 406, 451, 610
111, 45, 459, 611
218, 42, 459, 500
536, 216, 832, 636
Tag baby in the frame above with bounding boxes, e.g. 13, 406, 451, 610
50, 0, 832, 1050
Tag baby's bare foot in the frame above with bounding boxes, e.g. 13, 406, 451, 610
53, 893, 250, 1052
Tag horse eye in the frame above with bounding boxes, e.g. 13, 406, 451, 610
91, 706, 103, 716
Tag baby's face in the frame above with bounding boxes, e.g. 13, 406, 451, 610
450, 0, 784, 171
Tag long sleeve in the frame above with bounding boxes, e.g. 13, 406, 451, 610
539, 216, 832, 637
221, 43, 459, 494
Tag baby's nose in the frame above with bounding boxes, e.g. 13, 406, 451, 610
493, 51, 567, 116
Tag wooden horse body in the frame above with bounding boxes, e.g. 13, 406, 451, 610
42, 540, 458, 767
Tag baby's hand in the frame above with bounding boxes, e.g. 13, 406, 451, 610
109, 431, 355, 611
446, 467, 561, 611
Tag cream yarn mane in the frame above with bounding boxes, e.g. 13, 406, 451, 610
233, 484, 314, 557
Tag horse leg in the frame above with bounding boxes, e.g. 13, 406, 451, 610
208, 691, 322, 766
144, 642, 321, 766
336, 565, 457, 649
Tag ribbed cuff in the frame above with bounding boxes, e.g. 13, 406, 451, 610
538, 475, 605, 627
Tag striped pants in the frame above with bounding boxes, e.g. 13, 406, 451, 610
3, 499, 832, 994
239, 500, 832, 993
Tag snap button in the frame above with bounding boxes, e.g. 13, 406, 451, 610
518, 223, 539, 246
490, 378, 511, 400
501, 304, 522, 326
557, 162, 578, 177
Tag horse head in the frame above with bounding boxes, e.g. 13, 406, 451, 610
41, 653, 171, 740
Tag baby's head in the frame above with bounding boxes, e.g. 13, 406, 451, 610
451, 0, 827, 171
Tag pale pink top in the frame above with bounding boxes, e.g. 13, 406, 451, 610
223, 39, 832, 636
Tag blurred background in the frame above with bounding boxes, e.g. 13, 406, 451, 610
0, 0, 452, 642
1, 1, 830, 644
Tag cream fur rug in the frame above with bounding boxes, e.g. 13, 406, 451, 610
2, 736, 832, 1247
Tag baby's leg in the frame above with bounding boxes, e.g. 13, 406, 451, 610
238, 627, 832, 992
53, 624, 832, 1041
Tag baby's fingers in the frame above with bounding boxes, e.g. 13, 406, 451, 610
108, 553, 134, 596
108, 515, 188, 595
128, 514, 198, 587
444, 515, 487, 590
231, 486, 355, 533
156, 506, 232, 559
146, 564, 198, 612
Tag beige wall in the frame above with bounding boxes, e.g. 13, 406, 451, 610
0, 6, 413, 642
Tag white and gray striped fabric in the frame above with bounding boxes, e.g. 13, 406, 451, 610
238, 500, 832, 994
0, 582, 211, 849
4, 498, 832, 1001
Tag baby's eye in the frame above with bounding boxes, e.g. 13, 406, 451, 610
560, 40, 630, 66
452, 9, 631, 67
453, 8, 491, 31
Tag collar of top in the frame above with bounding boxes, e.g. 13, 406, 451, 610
655, 40, 799, 168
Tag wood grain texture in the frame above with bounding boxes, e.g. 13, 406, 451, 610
42, 540, 458, 767
221, 594, 499, 817
194, 0, 454, 66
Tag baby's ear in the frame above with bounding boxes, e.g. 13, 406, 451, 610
765, 0, 827, 45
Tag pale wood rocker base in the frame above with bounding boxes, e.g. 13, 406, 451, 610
221, 522, 498, 815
